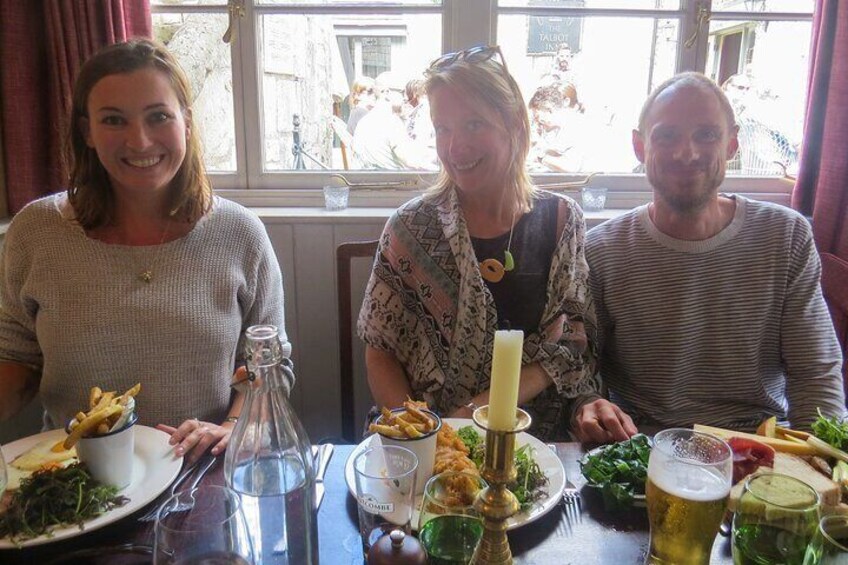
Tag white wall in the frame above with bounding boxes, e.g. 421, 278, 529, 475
263, 213, 387, 442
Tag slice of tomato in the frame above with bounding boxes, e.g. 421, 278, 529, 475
727, 437, 775, 484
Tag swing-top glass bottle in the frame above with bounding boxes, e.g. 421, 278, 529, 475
225, 324, 318, 564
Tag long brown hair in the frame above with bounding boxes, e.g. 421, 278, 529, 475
66, 38, 211, 229
424, 48, 534, 213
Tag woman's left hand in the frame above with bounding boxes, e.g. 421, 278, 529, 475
156, 418, 235, 463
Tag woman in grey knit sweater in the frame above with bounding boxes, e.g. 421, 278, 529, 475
0, 39, 288, 462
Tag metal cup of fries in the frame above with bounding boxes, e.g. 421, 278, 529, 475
64, 384, 141, 489
370, 402, 442, 495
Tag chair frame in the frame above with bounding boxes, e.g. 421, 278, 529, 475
336, 240, 379, 442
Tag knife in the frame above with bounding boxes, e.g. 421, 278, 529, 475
312, 443, 334, 510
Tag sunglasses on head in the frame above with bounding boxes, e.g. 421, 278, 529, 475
429, 45, 509, 74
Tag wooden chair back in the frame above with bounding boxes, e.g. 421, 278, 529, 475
336, 240, 379, 442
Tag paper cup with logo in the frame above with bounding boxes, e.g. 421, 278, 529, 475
375, 407, 442, 495
353, 445, 418, 558
70, 412, 138, 489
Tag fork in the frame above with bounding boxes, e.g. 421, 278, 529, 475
138, 454, 217, 522
562, 477, 582, 508
549, 444, 582, 510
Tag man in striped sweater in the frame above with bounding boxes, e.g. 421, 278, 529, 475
573, 72, 845, 444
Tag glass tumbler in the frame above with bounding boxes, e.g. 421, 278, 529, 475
154, 485, 254, 565
581, 186, 608, 211
353, 445, 418, 559
418, 471, 487, 565
323, 185, 350, 210
804, 515, 848, 564
732, 473, 820, 565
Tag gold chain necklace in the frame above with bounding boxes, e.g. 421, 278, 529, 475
137, 223, 171, 283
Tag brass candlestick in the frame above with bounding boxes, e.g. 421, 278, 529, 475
470, 406, 532, 565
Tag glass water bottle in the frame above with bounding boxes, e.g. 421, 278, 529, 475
225, 324, 318, 564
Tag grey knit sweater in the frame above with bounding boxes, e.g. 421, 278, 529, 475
586, 195, 845, 432
0, 193, 287, 430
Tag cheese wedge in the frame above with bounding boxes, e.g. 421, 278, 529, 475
728, 452, 840, 511
694, 424, 817, 456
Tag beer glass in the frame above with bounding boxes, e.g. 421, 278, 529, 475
732, 473, 819, 565
804, 516, 848, 564
646, 428, 733, 565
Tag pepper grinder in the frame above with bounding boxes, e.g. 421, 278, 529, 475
367, 529, 428, 565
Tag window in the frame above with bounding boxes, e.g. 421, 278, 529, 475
151, 0, 813, 207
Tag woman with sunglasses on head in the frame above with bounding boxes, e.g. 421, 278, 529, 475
0, 39, 289, 461
358, 46, 633, 441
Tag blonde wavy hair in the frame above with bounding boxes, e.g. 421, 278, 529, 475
423, 47, 535, 213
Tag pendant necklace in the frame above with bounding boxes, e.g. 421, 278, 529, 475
480, 209, 517, 284
137, 223, 171, 283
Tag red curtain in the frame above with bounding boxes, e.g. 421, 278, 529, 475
0, 0, 151, 215
792, 0, 848, 259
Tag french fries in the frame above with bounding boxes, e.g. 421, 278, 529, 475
63, 383, 141, 449
369, 399, 438, 439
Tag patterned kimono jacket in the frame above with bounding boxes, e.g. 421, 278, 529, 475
357, 187, 600, 440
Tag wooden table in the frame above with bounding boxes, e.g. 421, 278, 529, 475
0, 443, 735, 564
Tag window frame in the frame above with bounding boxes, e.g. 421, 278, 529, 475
151, 0, 812, 208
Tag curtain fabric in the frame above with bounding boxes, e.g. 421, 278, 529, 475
792, 0, 848, 259
0, 0, 151, 215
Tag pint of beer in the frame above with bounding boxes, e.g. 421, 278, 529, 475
646, 428, 733, 565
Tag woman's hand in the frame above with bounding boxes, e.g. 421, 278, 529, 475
574, 399, 638, 445
156, 418, 236, 463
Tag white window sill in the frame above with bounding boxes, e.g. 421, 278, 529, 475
250, 205, 627, 229
0, 206, 624, 235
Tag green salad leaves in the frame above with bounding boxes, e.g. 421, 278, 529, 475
579, 433, 652, 511
457, 426, 548, 511
0, 462, 129, 544
812, 408, 848, 451
457, 426, 484, 467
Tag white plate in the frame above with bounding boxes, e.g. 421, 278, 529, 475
580, 445, 647, 507
344, 418, 565, 530
0, 425, 183, 548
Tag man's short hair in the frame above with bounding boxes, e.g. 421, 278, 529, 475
637, 72, 736, 134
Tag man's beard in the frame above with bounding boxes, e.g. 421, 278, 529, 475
658, 185, 716, 213
651, 166, 725, 214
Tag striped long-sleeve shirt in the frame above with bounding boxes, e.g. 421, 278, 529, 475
586, 195, 845, 432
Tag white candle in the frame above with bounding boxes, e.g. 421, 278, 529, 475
487, 329, 524, 431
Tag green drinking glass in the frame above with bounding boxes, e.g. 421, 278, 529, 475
732, 473, 820, 565
417, 471, 487, 565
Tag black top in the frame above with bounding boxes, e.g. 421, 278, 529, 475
471, 194, 558, 332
